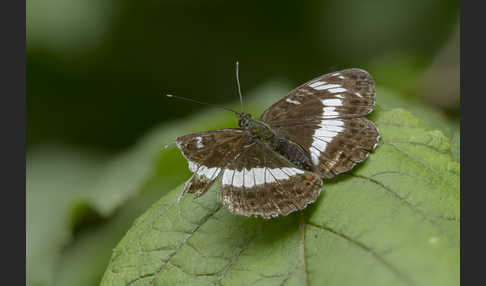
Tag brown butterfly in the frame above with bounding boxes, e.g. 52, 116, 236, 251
168, 63, 379, 219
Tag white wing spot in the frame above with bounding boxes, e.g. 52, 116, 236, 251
188, 160, 198, 172
286, 98, 301, 105
224, 167, 305, 187
281, 168, 294, 176
309, 119, 344, 166
243, 168, 255, 188
311, 139, 328, 152
271, 168, 289, 180
314, 83, 341, 91
322, 106, 339, 116
328, 87, 347, 94
254, 168, 265, 185
309, 81, 326, 88
313, 136, 332, 143
338, 75, 345, 79
209, 168, 221, 180
323, 120, 344, 126
322, 99, 343, 106
233, 170, 244, 187
222, 169, 235, 185
196, 166, 221, 180
292, 167, 304, 174
314, 128, 338, 138
309, 147, 320, 165
318, 124, 344, 132
197, 165, 207, 176
265, 169, 276, 183
355, 92, 362, 98
195, 136, 204, 148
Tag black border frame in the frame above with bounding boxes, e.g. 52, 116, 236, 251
2, 0, 26, 283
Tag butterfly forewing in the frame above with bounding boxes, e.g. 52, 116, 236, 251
219, 141, 322, 219
175, 129, 245, 198
260, 68, 375, 126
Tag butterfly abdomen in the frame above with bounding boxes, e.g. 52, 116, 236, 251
273, 137, 313, 172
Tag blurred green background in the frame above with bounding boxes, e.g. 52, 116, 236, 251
26, 0, 459, 285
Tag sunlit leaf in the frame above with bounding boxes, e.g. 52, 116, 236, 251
101, 108, 459, 286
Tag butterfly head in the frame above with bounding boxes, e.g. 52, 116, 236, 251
237, 113, 252, 128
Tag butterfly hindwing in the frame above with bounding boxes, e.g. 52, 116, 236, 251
175, 129, 245, 198
276, 118, 379, 178
219, 141, 322, 219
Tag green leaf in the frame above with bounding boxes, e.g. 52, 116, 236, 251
375, 86, 458, 138
27, 82, 287, 286
100, 107, 459, 286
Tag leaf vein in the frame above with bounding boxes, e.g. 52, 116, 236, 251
125, 205, 222, 286
151, 205, 221, 285
299, 216, 310, 286
216, 233, 258, 285
385, 142, 454, 184
307, 221, 416, 286
351, 174, 458, 241
387, 140, 450, 154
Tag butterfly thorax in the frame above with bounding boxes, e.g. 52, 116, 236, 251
238, 113, 314, 171
238, 113, 275, 141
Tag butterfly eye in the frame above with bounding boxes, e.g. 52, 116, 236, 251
238, 117, 245, 127
238, 114, 251, 127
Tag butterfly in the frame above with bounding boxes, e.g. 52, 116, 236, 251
169, 66, 379, 219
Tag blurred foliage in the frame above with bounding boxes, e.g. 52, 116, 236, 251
26, 0, 460, 285
27, 0, 459, 151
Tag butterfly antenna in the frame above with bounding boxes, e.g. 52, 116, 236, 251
164, 91, 239, 114
236, 61, 244, 113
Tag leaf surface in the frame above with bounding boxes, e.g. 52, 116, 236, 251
101, 107, 460, 286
